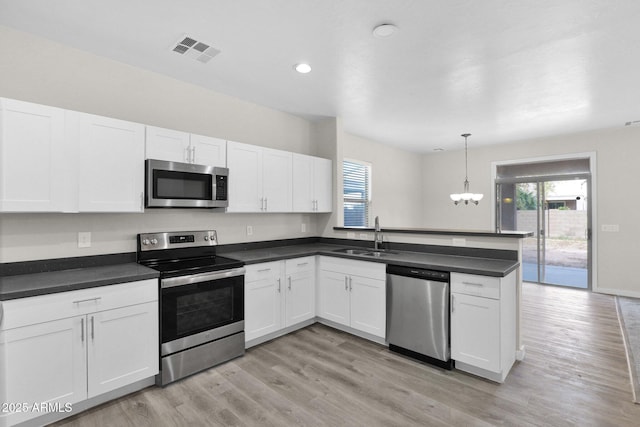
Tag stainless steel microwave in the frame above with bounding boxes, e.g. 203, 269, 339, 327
145, 159, 228, 209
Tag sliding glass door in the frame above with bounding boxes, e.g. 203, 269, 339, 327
497, 177, 590, 289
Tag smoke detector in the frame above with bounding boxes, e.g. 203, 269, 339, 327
172, 35, 220, 64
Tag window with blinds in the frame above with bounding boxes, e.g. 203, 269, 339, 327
343, 159, 371, 227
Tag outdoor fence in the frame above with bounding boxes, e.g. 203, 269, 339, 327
517, 210, 587, 239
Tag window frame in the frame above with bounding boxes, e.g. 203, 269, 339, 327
342, 158, 372, 227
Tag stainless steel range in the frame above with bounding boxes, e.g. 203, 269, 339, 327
137, 230, 245, 386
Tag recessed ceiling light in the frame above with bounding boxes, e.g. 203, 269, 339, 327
372, 23, 398, 38
294, 63, 311, 74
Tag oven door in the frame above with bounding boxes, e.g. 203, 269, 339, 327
160, 267, 244, 356
146, 159, 228, 208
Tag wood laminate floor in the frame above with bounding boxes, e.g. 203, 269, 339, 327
53, 283, 640, 426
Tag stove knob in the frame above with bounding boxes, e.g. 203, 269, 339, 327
141, 239, 150, 246
204, 236, 209, 241
150, 238, 158, 245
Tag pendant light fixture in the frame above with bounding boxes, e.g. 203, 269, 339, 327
450, 133, 483, 205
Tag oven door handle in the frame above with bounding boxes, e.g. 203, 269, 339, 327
161, 267, 246, 288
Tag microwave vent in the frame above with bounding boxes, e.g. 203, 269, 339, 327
171, 35, 220, 64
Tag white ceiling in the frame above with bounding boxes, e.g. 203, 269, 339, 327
1, 0, 640, 152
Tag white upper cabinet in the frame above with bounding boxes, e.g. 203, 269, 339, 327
145, 125, 226, 167
0, 98, 76, 212
145, 126, 190, 163
0, 98, 144, 213
227, 141, 292, 212
77, 113, 145, 212
190, 134, 226, 167
292, 153, 332, 212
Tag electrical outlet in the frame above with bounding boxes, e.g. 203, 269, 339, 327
301, 223, 306, 233
246, 225, 253, 236
78, 232, 91, 248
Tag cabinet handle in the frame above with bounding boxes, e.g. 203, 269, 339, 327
91, 316, 95, 340
258, 268, 271, 272
140, 192, 144, 211
265, 197, 268, 211
277, 278, 281, 293
73, 297, 102, 305
288, 276, 292, 290
185, 146, 191, 163
349, 276, 353, 292
462, 281, 484, 287
296, 262, 309, 266
260, 197, 264, 211
344, 276, 348, 291
451, 294, 455, 313
191, 146, 196, 163
81, 318, 85, 342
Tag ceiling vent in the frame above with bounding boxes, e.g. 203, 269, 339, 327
172, 35, 220, 64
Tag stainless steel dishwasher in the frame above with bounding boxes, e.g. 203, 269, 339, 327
386, 265, 452, 369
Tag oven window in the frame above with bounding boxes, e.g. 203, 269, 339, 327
154, 170, 213, 200
176, 287, 232, 336
161, 276, 244, 343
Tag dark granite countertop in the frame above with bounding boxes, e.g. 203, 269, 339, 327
222, 243, 519, 277
0, 263, 159, 301
334, 227, 533, 238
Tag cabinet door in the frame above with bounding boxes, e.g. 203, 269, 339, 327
349, 276, 386, 338
317, 270, 350, 327
313, 157, 333, 212
87, 302, 159, 397
1, 316, 86, 425
145, 126, 190, 163
77, 113, 145, 212
190, 134, 226, 167
262, 148, 292, 212
451, 293, 500, 372
227, 141, 262, 212
0, 98, 73, 212
285, 258, 315, 327
292, 153, 314, 212
244, 263, 283, 341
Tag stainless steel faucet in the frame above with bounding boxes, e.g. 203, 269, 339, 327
374, 216, 383, 250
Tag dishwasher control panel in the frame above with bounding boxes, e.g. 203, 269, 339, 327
386, 264, 449, 281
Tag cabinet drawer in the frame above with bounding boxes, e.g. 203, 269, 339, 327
285, 256, 315, 274
1, 279, 158, 330
451, 273, 500, 299
245, 261, 281, 282
318, 256, 385, 280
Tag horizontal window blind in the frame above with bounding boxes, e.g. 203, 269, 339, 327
343, 160, 370, 227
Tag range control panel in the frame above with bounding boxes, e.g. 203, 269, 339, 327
138, 230, 218, 251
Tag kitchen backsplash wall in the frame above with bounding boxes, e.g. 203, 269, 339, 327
0, 211, 319, 263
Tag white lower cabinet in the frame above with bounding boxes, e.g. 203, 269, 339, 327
244, 257, 315, 344
450, 271, 516, 383
0, 280, 158, 427
317, 256, 386, 339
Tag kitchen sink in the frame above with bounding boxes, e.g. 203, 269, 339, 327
332, 248, 398, 257
332, 248, 372, 255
